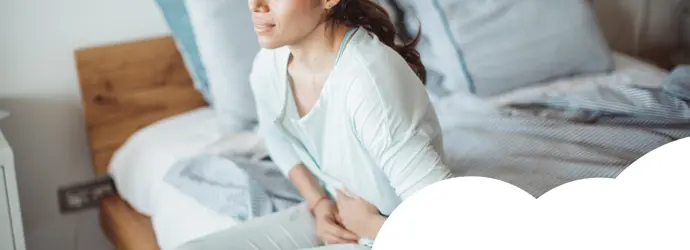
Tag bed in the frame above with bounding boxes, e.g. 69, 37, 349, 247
74, 33, 681, 250
74, 0, 689, 249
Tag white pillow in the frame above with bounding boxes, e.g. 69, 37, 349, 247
108, 107, 221, 215
185, 0, 261, 134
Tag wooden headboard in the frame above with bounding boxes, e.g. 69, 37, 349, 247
75, 36, 208, 175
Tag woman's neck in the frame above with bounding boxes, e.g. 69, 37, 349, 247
288, 23, 352, 71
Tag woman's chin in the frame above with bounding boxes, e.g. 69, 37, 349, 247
257, 37, 283, 49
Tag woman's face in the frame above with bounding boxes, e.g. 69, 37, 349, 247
249, 0, 334, 49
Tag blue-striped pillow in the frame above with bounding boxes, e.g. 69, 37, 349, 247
396, 0, 614, 97
154, 0, 213, 104
155, 0, 261, 134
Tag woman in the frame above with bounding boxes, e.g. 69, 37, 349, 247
178, 0, 452, 249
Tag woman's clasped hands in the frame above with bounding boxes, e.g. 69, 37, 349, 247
311, 188, 386, 245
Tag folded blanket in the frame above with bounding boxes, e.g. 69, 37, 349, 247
164, 133, 304, 221
164, 155, 303, 221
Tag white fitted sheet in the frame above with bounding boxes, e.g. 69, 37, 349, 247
152, 178, 238, 250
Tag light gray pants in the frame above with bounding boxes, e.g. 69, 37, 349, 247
176, 203, 370, 250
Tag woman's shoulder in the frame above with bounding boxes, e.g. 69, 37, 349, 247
342, 37, 431, 125
346, 29, 423, 89
249, 47, 291, 106
251, 47, 290, 75
250, 47, 290, 88
344, 30, 428, 103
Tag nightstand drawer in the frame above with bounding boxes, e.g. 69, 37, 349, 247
0, 166, 14, 250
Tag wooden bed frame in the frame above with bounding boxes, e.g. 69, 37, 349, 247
74, 36, 208, 250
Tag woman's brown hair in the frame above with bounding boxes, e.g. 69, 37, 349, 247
327, 0, 426, 85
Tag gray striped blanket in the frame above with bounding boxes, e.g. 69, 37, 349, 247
165, 66, 690, 220
436, 65, 690, 197
164, 155, 303, 221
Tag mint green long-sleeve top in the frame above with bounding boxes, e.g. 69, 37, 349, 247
249, 27, 453, 218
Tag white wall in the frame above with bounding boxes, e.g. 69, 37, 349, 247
0, 0, 170, 249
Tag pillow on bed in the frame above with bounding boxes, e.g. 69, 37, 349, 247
396, 0, 615, 98
154, 0, 213, 102
185, 0, 261, 134
156, 0, 260, 134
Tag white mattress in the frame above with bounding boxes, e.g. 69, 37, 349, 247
107, 107, 239, 250
110, 52, 669, 250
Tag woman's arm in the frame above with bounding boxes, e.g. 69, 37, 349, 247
287, 165, 328, 206
289, 164, 360, 244
347, 76, 453, 200
335, 75, 453, 239
250, 49, 303, 176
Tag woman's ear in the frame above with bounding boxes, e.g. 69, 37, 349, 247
323, 0, 342, 10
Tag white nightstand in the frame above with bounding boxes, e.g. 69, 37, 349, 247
0, 128, 26, 250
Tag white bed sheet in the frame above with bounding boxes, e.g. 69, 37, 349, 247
152, 176, 238, 250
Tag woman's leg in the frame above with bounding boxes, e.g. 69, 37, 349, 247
176, 203, 322, 250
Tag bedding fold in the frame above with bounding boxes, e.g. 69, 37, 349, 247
503, 66, 690, 128
164, 155, 303, 221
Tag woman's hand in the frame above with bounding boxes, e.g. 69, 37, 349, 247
335, 189, 387, 240
312, 198, 360, 245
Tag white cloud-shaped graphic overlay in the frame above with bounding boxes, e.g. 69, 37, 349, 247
374, 138, 690, 250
